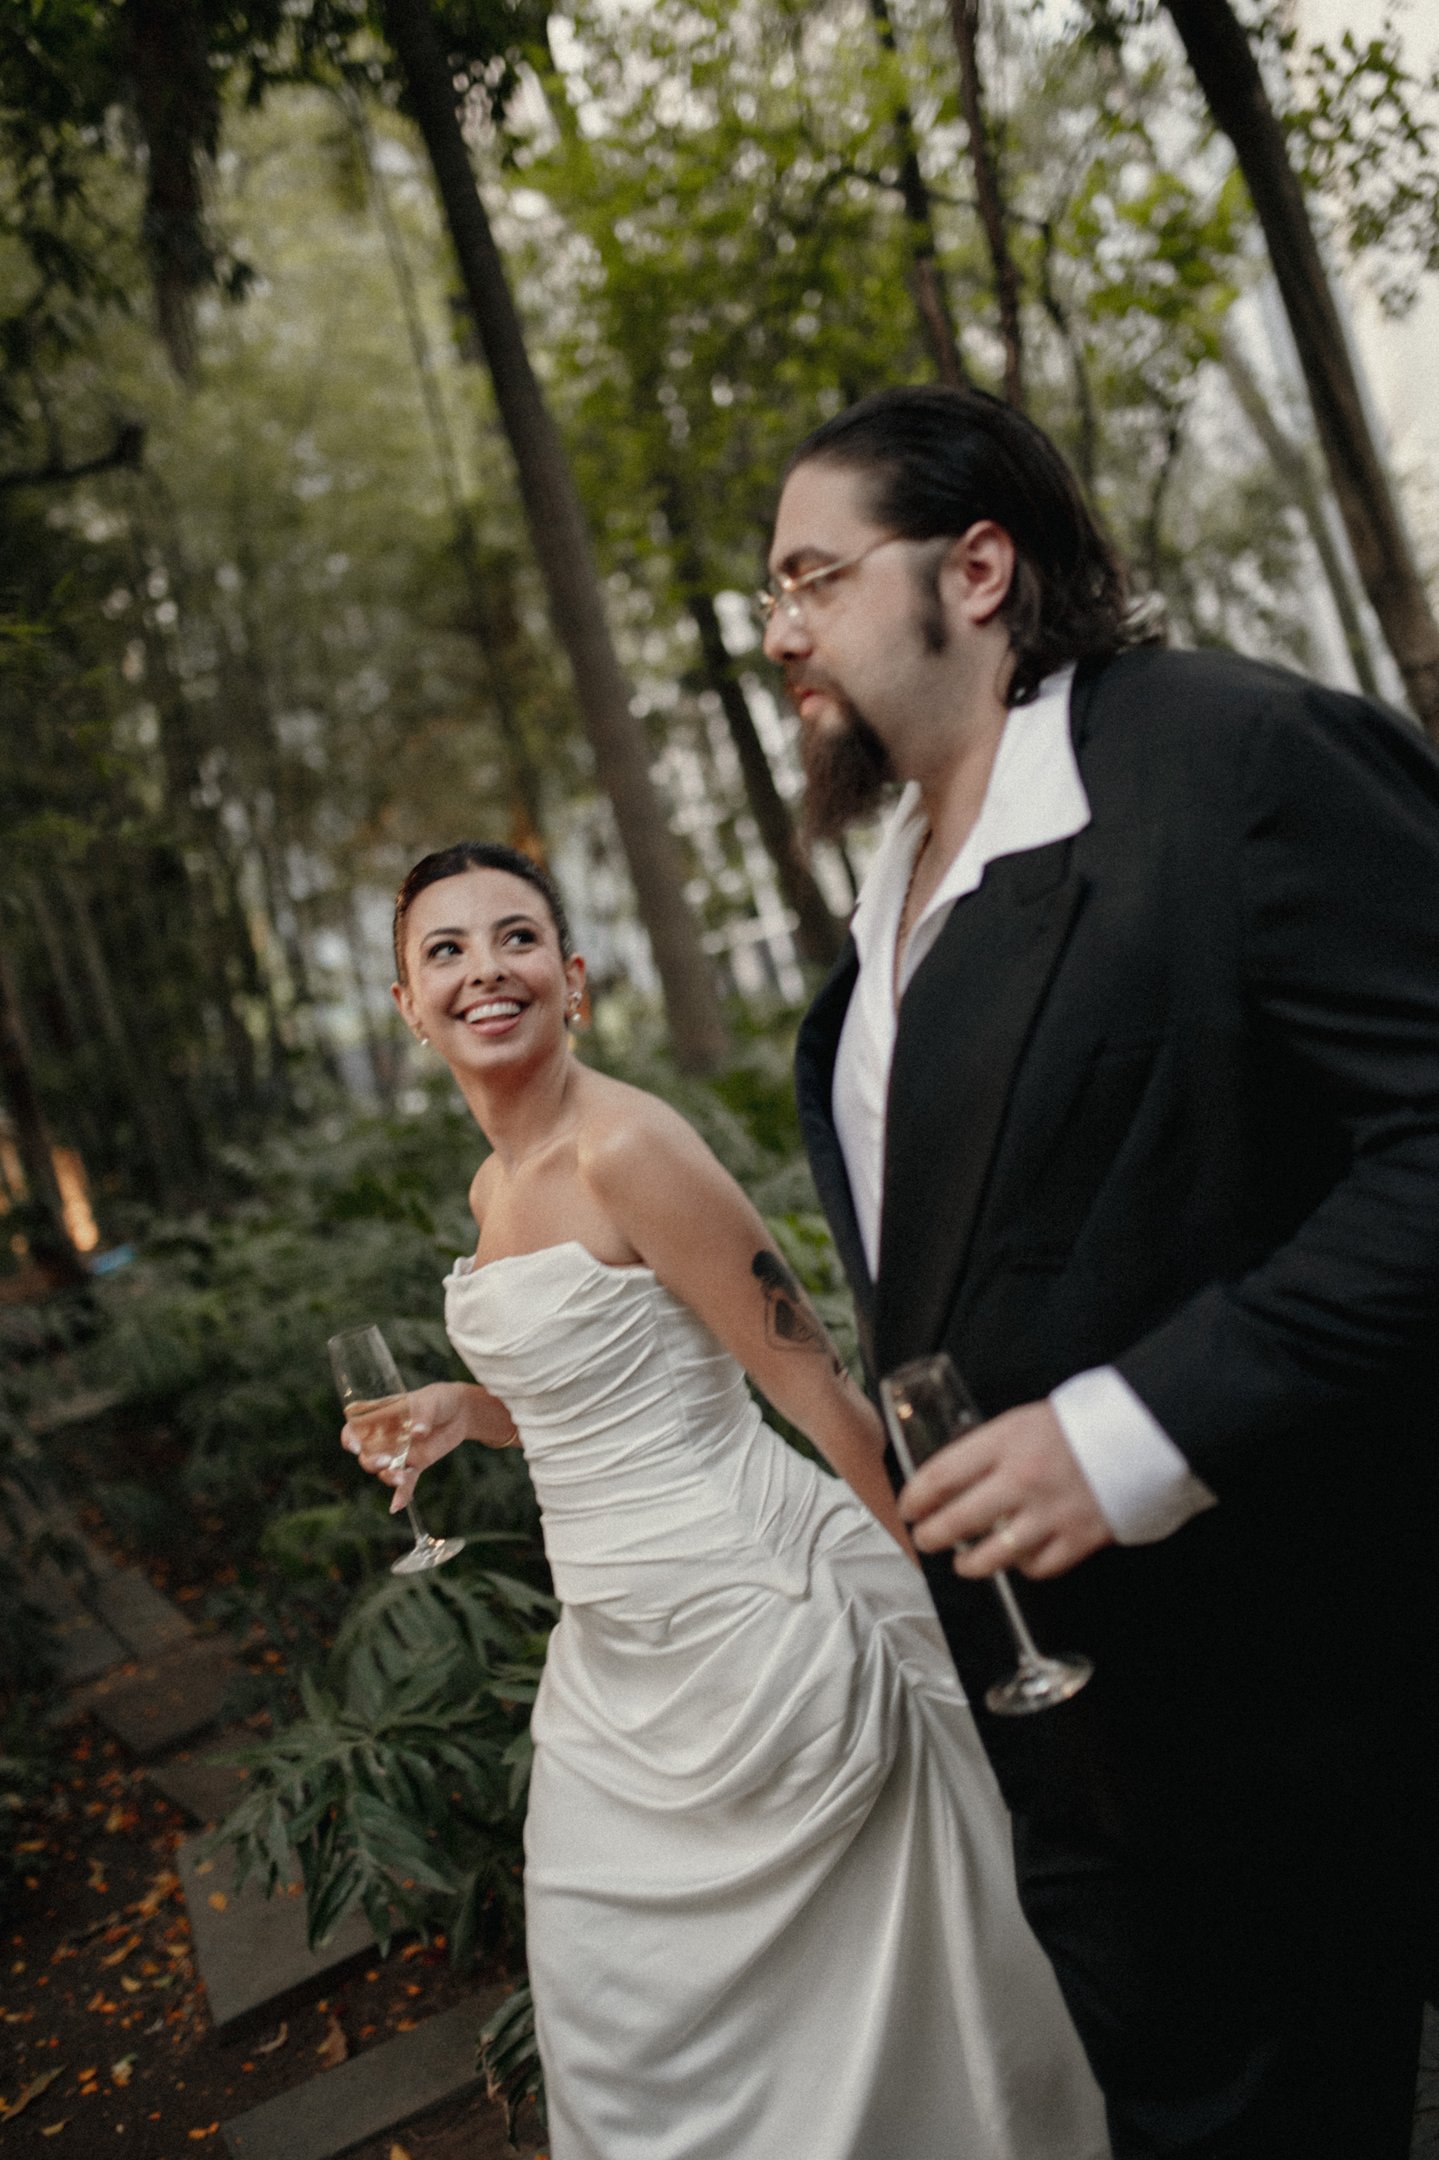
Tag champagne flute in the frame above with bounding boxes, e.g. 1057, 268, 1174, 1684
880, 1352, 1092, 1717
328, 1324, 466, 1576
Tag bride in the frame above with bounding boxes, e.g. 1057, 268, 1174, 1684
345, 840, 1108, 2160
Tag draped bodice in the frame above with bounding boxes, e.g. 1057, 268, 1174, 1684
443, 1241, 858, 1610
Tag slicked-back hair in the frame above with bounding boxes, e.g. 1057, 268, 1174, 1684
785, 385, 1161, 703
393, 842, 573, 983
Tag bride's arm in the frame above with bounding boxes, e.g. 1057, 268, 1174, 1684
581, 1100, 913, 1557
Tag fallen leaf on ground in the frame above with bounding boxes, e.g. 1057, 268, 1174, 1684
135, 1871, 179, 1918
206, 1892, 227, 1913
0, 2067, 66, 2123
40, 2119, 68, 2136
316, 2012, 349, 2069
253, 2022, 287, 2056
389, 2145, 414, 2159
100, 1938, 141, 1968
110, 2054, 137, 2087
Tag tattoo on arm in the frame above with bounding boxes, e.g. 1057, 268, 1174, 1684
752, 1250, 844, 1375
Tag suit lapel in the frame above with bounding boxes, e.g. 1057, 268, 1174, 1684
874, 839, 1088, 1375
793, 940, 876, 1362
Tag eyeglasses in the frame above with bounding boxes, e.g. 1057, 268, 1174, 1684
756, 533, 907, 626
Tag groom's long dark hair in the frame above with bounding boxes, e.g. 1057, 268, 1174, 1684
786, 385, 1163, 705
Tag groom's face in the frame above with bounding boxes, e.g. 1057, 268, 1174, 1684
763, 460, 940, 841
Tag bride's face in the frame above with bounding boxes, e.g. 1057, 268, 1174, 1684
393, 868, 585, 1073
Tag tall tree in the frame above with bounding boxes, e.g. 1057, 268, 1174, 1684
0, 934, 86, 1285
947, 0, 1025, 406
1155, 0, 1439, 734
868, 0, 969, 388
375, 0, 729, 1070
1217, 332, 1381, 700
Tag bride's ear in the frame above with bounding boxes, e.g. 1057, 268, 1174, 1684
392, 979, 425, 1045
565, 954, 587, 1027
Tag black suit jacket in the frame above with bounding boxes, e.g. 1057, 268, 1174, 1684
796, 646, 1439, 1865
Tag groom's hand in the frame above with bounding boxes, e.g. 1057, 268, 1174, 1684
898, 1400, 1113, 1580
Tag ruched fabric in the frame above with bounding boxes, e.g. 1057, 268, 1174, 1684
445, 1242, 1108, 2160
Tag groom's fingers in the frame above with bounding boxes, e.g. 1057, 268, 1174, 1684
902, 1400, 1114, 1576
907, 1465, 1011, 1554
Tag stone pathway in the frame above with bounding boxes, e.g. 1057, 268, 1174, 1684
220, 1992, 504, 2160
8, 1469, 543, 2158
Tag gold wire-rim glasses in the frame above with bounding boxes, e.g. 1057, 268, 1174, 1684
755, 533, 908, 625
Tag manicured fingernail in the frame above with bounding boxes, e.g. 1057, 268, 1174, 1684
375, 1453, 394, 1470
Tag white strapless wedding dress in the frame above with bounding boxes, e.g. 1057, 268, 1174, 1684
445, 1242, 1108, 2160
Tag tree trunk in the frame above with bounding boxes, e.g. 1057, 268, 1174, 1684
0, 939, 86, 1286
377, 0, 728, 1070
344, 890, 397, 1113
947, 0, 1025, 407
867, 0, 971, 389
658, 476, 843, 970
25, 875, 115, 1181
1159, 0, 1439, 735
349, 90, 547, 842
123, 0, 218, 379
687, 589, 845, 971
1218, 333, 1382, 699
1037, 220, 1098, 488
55, 864, 188, 1207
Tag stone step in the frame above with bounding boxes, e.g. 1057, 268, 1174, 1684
24, 1554, 130, 1684
90, 1565, 194, 1659
71, 1636, 236, 1757
178, 1835, 378, 2032
148, 1727, 253, 1826
220, 1991, 507, 2160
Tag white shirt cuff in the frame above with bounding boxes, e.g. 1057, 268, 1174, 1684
1050, 1365, 1217, 1545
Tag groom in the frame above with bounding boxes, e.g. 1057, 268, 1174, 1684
774, 385, 1439, 2159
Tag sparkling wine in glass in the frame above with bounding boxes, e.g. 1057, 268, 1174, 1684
880, 1352, 1092, 1717
328, 1324, 465, 1576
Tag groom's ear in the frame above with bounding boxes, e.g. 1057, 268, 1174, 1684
944, 521, 1016, 627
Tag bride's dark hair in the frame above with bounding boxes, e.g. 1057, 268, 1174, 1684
393, 842, 574, 981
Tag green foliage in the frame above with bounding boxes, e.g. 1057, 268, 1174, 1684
211, 1562, 556, 1961
1286, 26, 1439, 315
478, 1979, 546, 2144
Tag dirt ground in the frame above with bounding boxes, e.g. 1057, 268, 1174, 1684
0, 1719, 544, 2159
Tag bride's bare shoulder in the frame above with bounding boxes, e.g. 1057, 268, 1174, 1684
573, 1069, 706, 1184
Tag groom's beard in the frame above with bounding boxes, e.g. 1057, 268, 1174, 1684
798, 692, 895, 845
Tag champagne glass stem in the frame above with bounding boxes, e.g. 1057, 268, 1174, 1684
992, 1570, 1046, 1667
402, 1491, 431, 1544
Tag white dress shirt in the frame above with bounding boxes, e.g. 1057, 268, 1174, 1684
832, 666, 1216, 1545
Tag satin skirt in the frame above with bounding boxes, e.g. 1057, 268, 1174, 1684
524, 1502, 1110, 2160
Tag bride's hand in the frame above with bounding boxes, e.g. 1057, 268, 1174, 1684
341, 1380, 516, 1512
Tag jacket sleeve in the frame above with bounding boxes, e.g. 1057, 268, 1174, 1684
1115, 685, 1439, 1485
